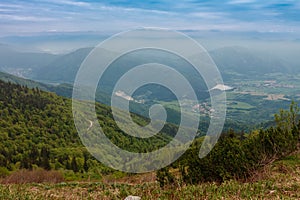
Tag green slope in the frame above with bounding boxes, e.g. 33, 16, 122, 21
0, 80, 178, 176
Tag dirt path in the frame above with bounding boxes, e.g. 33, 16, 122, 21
87, 120, 93, 131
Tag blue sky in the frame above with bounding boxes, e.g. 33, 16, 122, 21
0, 0, 300, 36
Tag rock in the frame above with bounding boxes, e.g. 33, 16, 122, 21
124, 195, 141, 200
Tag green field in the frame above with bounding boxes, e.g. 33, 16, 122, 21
227, 101, 255, 110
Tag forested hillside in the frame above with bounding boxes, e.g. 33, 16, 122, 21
1, 79, 299, 186
0, 80, 176, 178
1, 78, 300, 199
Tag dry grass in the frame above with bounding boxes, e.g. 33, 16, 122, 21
102, 172, 156, 185
1, 169, 64, 184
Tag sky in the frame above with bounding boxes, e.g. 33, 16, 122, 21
0, 0, 300, 36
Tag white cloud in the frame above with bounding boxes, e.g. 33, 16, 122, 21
189, 12, 228, 19
0, 0, 299, 36
96, 4, 175, 15
0, 3, 23, 8
228, 0, 256, 4
39, 0, 91, 7
0, 8, 15, 12
60, 0, 90, 7
0, 14, 55, 22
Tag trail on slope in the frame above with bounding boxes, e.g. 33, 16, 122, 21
87, 120, 93, 131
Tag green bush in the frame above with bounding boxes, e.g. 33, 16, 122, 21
0, 167, 10, 178
158, 102, 300, 185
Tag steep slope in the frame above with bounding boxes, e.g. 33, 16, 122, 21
0, 80, 176, 174
33, 48, 92, 83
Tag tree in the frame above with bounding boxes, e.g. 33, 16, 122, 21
275, 100, 299, 133
83, 152, 89, 172
71, 156, 79, 173
40, 147, 51, 170
29, 146, 39, 166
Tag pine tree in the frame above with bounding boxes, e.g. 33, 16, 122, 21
40, 147, 51, 170
71, 156, 79, 173
83, 152, 89, 172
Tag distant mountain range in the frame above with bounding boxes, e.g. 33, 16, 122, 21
0, 44, 59, 78
0, 43, 297, 105
0, 44, 296, 82
209, 46, 293, 77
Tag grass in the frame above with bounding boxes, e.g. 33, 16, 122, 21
227, 101, 255, 110
0, 152, 300, 199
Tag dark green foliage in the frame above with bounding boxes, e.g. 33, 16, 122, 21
156, 167, 175, 187
157, 102, 300, 185
0, 80, 82, 173
71, 156, 79, 173
40, 147, 51, 170
83, 151, 89, 172
0, 80, 175, 175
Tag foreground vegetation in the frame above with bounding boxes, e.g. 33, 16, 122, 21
154, 102, 300, 188
0, 151, 300, 199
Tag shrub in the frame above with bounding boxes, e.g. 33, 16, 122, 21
156, 167, 175, 187
0, 167, 10, 178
